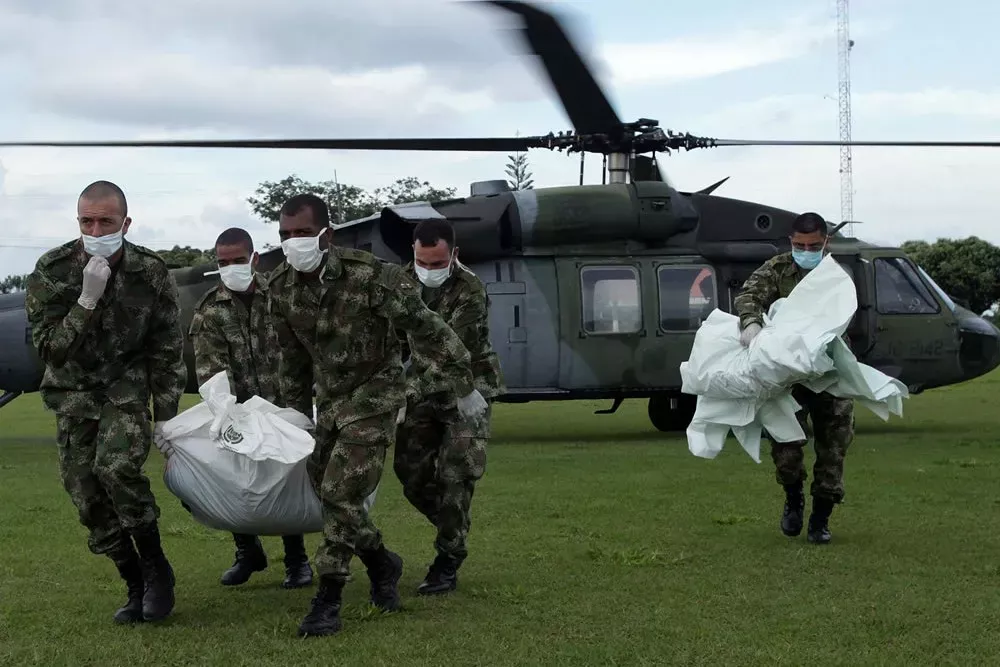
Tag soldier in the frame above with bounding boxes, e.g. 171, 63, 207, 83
394, 219, 504, 595
187, 227, 313, 590
733, 211, 854, 544
267, 193, 485, 638
24, 180, 186, 623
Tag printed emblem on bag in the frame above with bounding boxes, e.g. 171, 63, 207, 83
221, 424, 244, 445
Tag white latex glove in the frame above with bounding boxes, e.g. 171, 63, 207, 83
78, 255, 111, 310
740, 323, 762, 347
456, 389, 488, 423
153, 422, 173, 456
396, 406, 406, 425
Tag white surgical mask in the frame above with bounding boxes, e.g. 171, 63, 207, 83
281, 229, 328, 273
414, 253, 454, 288
81, 229, 123, 258
218, 263, 254, 292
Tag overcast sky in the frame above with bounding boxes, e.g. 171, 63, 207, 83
1, 0, 998, 278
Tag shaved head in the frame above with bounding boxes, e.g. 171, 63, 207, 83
79, 180, 127, 217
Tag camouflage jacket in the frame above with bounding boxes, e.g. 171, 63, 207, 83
733, 252, 853, 347
266, 246, 475, 426
400, 260, 504, 401
188, 273, 281, 405
733, 253, 808, 330
24, 239, 187, 421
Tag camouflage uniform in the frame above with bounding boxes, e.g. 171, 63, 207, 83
394, 260, 504, 593
734, 251, 854, 542
188, 273, 312, 588
24, 238, 186, 621
267, 245, 474, 631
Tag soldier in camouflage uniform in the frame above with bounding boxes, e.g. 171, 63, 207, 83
24, 181, 186, 624
188, 227, 313, 590
733, 211, 854, 545
394, 219, 504, 595
267, 194, 484, 638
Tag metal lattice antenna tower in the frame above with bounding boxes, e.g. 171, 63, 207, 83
837, 0, 855, 236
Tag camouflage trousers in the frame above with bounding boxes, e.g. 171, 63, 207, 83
768, 385, 854, 503
393, 398, 489, 563
54, 404, 160, 556
306, 411, 392, 581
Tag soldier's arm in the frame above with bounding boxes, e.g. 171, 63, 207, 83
375, 265, 474, 400
269, 294, 314, 417
444, 286, 488, 356
733, 262, 780, 330
23, 264, 95, 368
189, 309, 231, 388
145, 272, 188, 422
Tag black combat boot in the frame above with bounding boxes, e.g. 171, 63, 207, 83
358, 545, 403, 612
807, 497, 834, 544
221, 533, 268, 586
131, 522, 175, 622
297, 576, 344, 637
109, 542, 145, 624
417, 553, 461, 596
281, 535, 313, 589
781, 482, 805, 537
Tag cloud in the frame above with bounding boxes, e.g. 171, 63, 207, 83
602, 17, 838, 86
4, 0, 845, 137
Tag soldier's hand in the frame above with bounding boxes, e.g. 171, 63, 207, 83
153, 422, 173, 456
396, 406, 406, 425
79, 255, 111, 310
740, 323, 762, 347
457, 389, 488, 424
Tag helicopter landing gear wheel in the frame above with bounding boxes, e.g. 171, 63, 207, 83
647, 394, 696, 432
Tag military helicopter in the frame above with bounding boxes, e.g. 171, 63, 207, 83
1, 0, 999, 432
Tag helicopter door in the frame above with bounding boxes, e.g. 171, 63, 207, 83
556, 258, 647, 390
830, 252, 875, 356
861, 250, 962, 384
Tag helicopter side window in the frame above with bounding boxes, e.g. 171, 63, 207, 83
657, 265, 717, 331
580, 265, 641, 334
874, 257, 940, 315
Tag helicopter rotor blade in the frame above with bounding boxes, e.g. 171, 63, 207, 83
712, 139, 1000, 148
0, 137, 538, 151
481, 0, 622, 135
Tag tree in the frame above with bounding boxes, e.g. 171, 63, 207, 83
247, 175, 457, 225
901, 236, 1000, 314
0, 274, 28, 294
505, 151, 534, 190
156, 245, 216, 269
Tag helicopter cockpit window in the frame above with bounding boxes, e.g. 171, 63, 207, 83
916, 265, 957, 312
874, 257, 940, 315
657, 265, 717, 331
580, 265, 641, 334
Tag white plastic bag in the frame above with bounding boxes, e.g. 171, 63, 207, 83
158, 371, 377, 535
680, 255, 908, 462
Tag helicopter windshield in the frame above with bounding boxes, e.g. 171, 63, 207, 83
916, 266, 957, 312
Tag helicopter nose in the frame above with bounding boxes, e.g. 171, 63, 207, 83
958, 314, 1000, 380
0, 292, 43, 395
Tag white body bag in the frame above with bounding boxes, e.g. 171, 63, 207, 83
679, 254, 909, 463
157, 371, 377, 535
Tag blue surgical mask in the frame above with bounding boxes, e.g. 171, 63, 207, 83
792, 249, 823, 270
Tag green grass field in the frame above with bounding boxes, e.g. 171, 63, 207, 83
3, 373, 1000, 666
